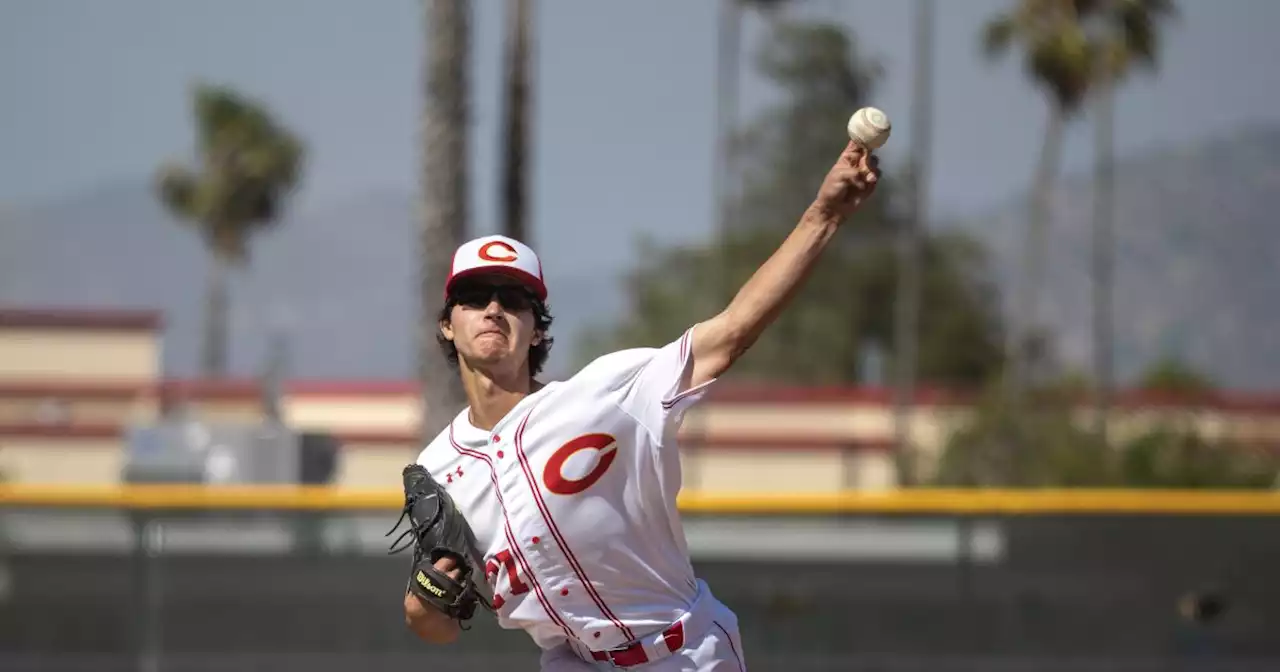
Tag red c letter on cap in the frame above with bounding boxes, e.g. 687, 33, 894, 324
479, 241, 518, 262
543, 433, 618, 495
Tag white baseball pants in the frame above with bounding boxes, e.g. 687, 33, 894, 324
538, 580, 747, 671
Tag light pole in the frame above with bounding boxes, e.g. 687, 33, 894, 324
892, 0, 935, 487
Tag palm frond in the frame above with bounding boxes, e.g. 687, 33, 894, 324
154, 162, 200, 220
982, 0, 1174, 106
982, 16, 1017, 59
738, 0, 791, 12
1116, 0, 1177, 71
178, 81, 306, 234
1086, 0, 1178, 80
1029, 24, 1096, 110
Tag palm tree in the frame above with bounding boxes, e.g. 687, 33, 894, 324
983, 0, 1097, 402
420, 0, 472, 442
155, 83, 304, 378
499, 0, 533, 244
1086, 0, 1176, 440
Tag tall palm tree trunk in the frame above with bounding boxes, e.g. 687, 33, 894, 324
1091, 80, 1115, 441
500, 0, 533, 244
1004, 104, 1064, 485
201, 254, 230, 377
1008, 104, 1065, 397
420, 0, 471, 443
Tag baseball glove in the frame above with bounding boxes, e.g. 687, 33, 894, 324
386, 463, 491, 623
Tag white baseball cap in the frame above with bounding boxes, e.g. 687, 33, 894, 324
445, 234, 547, 301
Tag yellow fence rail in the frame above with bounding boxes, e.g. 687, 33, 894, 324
2, 484, 1280, 515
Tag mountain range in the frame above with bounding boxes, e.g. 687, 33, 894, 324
3, 124, 1279, 389
952, 123, 1280, 390
0, 176, 636, 381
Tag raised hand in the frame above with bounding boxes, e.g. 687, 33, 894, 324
812, 141, 881, 220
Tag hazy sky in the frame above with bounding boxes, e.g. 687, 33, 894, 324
3, 0, 1280, 259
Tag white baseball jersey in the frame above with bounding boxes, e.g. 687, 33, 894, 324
415, 326, 714, 653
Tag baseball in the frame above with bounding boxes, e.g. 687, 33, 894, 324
847, 107, 891, 151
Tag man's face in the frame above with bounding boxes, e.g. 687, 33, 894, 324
440, 277, 541, 373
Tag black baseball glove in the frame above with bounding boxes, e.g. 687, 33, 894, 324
387, 463, 491, 624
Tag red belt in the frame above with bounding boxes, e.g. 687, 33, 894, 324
590, 621, 686, 668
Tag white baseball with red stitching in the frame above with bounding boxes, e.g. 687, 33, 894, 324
847, 106, 891, 151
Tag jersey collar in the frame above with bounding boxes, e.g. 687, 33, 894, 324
449, 382, 560, 446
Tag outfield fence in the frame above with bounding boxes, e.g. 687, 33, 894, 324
2, 487, 1279, 672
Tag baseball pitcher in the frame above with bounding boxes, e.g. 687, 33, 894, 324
388, 136, 881, 670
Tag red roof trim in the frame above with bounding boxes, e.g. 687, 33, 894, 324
2, 378, 1280, 414
0, 423, 415, 445
326, 432, 896, 452
0, 307, 162, 331
704, 385, 1280, 414
0, 423, 889, 451
158, 379, 419, 399
0, 380, 419, 401
704, 384, 974, 406
287, 380, 420, 396
156, 379, 267, 400
2, 424, 1276, 456
678, 434, 895, 452
329, 430, 420, 445
0, 381, 151, 399
0, 422, 124, 439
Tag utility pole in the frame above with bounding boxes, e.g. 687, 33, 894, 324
688, 0, 744, 479
892, 0, 935, 487
714, 0, 741, 248
500, 0, 534, 245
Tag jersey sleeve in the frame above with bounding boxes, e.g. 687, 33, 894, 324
616, 324, 717, 442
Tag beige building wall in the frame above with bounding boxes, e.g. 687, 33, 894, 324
0, 434, 124, 484
0, 330, 158, 381
0, 309, 161, 382
285, 395, 421, 434
336, 441, 420, 488
3, 306, 1280, 492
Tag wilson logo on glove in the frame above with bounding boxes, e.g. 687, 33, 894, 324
415, 571, 447, 598
388, 464, 493, 626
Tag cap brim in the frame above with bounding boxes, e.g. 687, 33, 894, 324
445, 266, 548, 301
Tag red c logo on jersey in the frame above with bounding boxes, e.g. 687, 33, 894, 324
543, 433, 618, 495
479, 241, 518, 263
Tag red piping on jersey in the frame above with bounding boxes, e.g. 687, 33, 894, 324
713, 620, 745, 671
511, 412, 638, 642
660, 328, 698, 410
448, 425, 575, 640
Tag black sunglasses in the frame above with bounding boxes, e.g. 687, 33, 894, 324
450, 284, 535, 312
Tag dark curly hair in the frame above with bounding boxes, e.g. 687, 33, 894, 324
436, 295, 555, 377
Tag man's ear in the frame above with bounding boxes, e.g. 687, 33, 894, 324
439, 317, 455, 342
